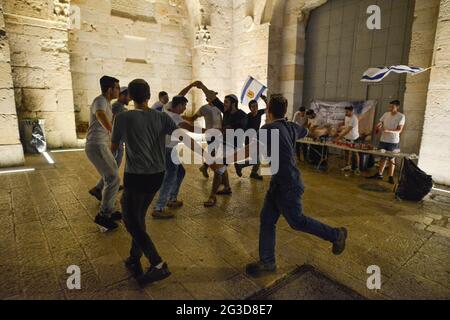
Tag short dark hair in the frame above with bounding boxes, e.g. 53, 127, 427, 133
306, 110, 315, 116
100, 76, 119, 94
299, 107, 306, 112
268, 95, 288, 119
390, 100, 401, 107
120, 89, 128, 97
159, 91, 168, 99
128, 79, 151, 104
345, 106, 354, 111
172, 95, 188, 109
249, 99, 258, 107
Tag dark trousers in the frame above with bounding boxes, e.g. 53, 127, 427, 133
121, 189, 162, 266
259, 182, 339, 265
296, 142, 308, 160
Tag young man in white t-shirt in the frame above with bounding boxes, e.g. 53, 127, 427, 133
336, 106, 360, 174
368, 100, 406, 184
183, 95, 223, 178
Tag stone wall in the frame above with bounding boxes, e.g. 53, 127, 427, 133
3, 0, 78, 148
0, 1, 24, 167
69, 0, 193, 124
401, 0, 440, 154
419, 0, 450, 185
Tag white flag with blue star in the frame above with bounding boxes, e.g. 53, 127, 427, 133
240, 76, 267, 107
361, 65, 427, 82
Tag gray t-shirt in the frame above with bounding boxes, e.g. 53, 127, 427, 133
197, 104, 223, 129
86, 95, 112, 145
112, 109, 178, 174
112, 101, 127, 116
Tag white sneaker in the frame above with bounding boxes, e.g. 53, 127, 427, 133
341, 165, 352, 172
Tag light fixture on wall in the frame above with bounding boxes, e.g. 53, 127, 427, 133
195, 25, 211, 45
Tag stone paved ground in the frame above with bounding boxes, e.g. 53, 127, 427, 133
0, 151, 449, 300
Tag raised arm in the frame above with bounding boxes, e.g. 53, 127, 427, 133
196, 82, 224, 113
178, 81, 201, 97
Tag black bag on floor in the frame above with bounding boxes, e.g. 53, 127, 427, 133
395, 159, 433, 201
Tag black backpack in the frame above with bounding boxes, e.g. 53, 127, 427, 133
395, 159, 433, 202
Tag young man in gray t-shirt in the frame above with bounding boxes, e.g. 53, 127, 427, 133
85, 76, 122, 231
111, 79, 205, 287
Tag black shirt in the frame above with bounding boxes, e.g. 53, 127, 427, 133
212, 98, 248, 149
258, 120, 308, 188
247, 109, 266, 131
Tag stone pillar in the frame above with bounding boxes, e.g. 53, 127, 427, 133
419, 0, 450, 186
3, 0, 78, 149
401, 0, 440, 154
0, 2, 24, 167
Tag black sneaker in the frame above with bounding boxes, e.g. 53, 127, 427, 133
388, 176, 395, 185
245, 261, 276, 277
125, 257, 144, 278
235, 164, 243, 178
367, 173, 383, 180
110, 211, 122, 221
199, 165, 209, 178
250, 173, 263, 181
94, 214, 118, 232
89, 187, 102, 201
137, 263, 171, 286
332, 227, 348, 255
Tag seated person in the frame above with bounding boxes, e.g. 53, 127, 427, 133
306, 110, 329, 138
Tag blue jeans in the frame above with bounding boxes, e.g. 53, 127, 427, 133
95, 143, 124, 191
259, 182, 339, 265
155, 148, 186, 211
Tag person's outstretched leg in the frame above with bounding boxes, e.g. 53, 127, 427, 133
246, 184, 280, 277
279, 185, 347, 254
153, 149, 177, 218
168, 164, 186, 205
217, 169, 232, 195
204, 169, 223, 207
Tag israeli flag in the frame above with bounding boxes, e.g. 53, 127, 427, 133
240, 76, 267, 106
361, 65, 426, 82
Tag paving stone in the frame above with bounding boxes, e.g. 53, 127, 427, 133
427, 225, 450, 238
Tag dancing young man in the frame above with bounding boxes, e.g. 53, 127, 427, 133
196, 82, 248, 207
90, 86, 130, 200
220, 95, 348, 277
86, 76, 122, 231
111, 79, 205, 286
235, 97, 267, 180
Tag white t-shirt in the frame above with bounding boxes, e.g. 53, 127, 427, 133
165, 110, 184, 148
380, 112, 406, 143
293, 112, 308, 128
86, 95, 112, 145
344, 114, 359, 141
151, 101, 164, 112
308, 114, 326, 128
197, 104, 222, 129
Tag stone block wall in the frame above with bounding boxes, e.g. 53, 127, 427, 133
401, 0, 440, 154
3, 0, 78, 148
0, 1, 24, 166
69, 0, 194, 123
419, 0, 450, 185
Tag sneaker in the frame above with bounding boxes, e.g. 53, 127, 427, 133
341, 165, 352, 172
125, 257, 144, 278
110, 211, 122, 221
151, 209, 175, 220
94, 214, 118, 232
199, 165, 209, 178
353, 169, 361, 176
88, 187, 102, 201
332, 227, 348, 255
235, 164, 243, 178
388, 176, 395, 185
137, 263, 171, 286
250, 173, 263, 181
167, 200, 183, 208
367, 173, 383, 180
245, 261, 277, 277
